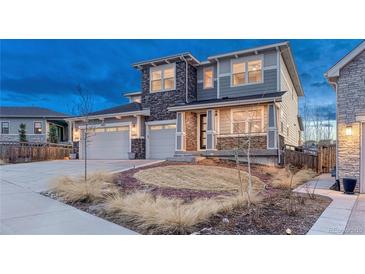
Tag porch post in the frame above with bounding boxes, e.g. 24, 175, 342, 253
206, 109, 216, 150
267, 104, 277, 149
67, 121, 73, 143
176, 112, 185, 151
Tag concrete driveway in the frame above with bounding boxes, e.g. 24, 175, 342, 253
0, 159, 161, 234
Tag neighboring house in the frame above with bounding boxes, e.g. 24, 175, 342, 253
70, 41, 304, 164
0, 106, 70, 143
325, 40, 365, 193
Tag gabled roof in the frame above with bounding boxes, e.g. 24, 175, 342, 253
0, 106, 68, 118
325, 40, 365, 79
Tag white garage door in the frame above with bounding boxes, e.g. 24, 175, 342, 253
80, 126, 130, 160
148, 124, 176, 159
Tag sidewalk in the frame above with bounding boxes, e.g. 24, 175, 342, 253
294, 174, 363, 235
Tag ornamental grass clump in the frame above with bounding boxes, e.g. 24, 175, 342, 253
104, 191, 262, 234
50, 172, 117, 203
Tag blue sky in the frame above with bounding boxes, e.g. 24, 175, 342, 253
1, 39, 362, 117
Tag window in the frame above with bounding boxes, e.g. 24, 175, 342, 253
1, 122, 9, 134
150, 64, 175, 92
232, 62, 245, 86
34, 122, 42, 134
232, 108, 263, 134
203, 67, 214, 89
231, 58, 263, 86
248, 60, 262, 83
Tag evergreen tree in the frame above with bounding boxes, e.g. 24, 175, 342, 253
18, 123, 27, 142
48, 124, 58, 143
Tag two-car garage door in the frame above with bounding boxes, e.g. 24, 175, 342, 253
80, 126, 130, 160
147, 124, 176, 159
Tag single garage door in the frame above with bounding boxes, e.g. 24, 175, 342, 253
148, 124, 176, 159
80, 126, 130, 160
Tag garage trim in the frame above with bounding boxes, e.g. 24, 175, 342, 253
79, 121, 132, 159
145, 119, 176, 159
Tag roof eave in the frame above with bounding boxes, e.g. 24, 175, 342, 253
168, 97, 283, 112
325, 40, 365, 79
67, 109, 150, 121
207, 41, 289, 60
132, 52, 200, 69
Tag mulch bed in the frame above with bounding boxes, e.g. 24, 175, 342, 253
43, 160, 332, 235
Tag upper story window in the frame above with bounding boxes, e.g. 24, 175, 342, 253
231, 57, 263, 87
203, 67, 214, 89
232, 108, 263, 134
150, 64, 175, 92
1, 122, 9, 134
34, 122, 42, 134
232, 62, 246, 86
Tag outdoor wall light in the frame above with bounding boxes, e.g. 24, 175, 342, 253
345, 126, 352, 136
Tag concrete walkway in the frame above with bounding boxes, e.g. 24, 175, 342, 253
295, 174, 364, 235
0, 159, 160, 234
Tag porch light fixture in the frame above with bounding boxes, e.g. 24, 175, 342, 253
345, 126, 352, 136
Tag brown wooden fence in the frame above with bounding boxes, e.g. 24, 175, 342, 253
0, 142, 73, 164
283, 144, 336, 173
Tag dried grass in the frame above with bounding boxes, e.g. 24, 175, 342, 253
271, 168, 317, 189
134, 165, 265, 193
50, 172, 117, 203
104, 191, 262, 234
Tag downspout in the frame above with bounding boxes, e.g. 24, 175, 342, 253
181, 56, 189, 103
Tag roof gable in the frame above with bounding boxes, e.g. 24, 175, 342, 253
325, 40, 365, 78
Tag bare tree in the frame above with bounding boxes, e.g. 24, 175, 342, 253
73, 84, 94, 181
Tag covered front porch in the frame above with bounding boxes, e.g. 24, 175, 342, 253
173, 103, 281, 156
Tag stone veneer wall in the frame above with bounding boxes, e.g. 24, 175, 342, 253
336, 50, 365, 192
216, 135, 267, 150
184, 112, 197, 151
141, 61, 197, 122
131, 138, 146, 159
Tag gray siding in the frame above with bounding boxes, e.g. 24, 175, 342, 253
0, 118, 47, 142
196, 50, 278, 101
219, 69, 277, 98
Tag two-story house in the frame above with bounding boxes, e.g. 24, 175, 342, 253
70, 41, 304, 164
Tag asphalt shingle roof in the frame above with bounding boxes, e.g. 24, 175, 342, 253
0, 106, 69, 118
87, 102, 142, 116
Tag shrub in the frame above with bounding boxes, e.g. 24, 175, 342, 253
50, 172, 117, 203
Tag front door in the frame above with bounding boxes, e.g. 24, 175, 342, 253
200, 114, 207, 149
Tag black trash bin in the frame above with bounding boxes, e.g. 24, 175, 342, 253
343, 178, 357, 194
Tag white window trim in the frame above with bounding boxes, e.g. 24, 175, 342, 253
149, 63, 176, 93
230, 55, 264, 88
1, 121, 10, 135
203, 66, 214, 90
33, 121, 43, 135
230, 106, 265, 135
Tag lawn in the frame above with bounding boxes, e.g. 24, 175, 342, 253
45, 160, 331, 235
